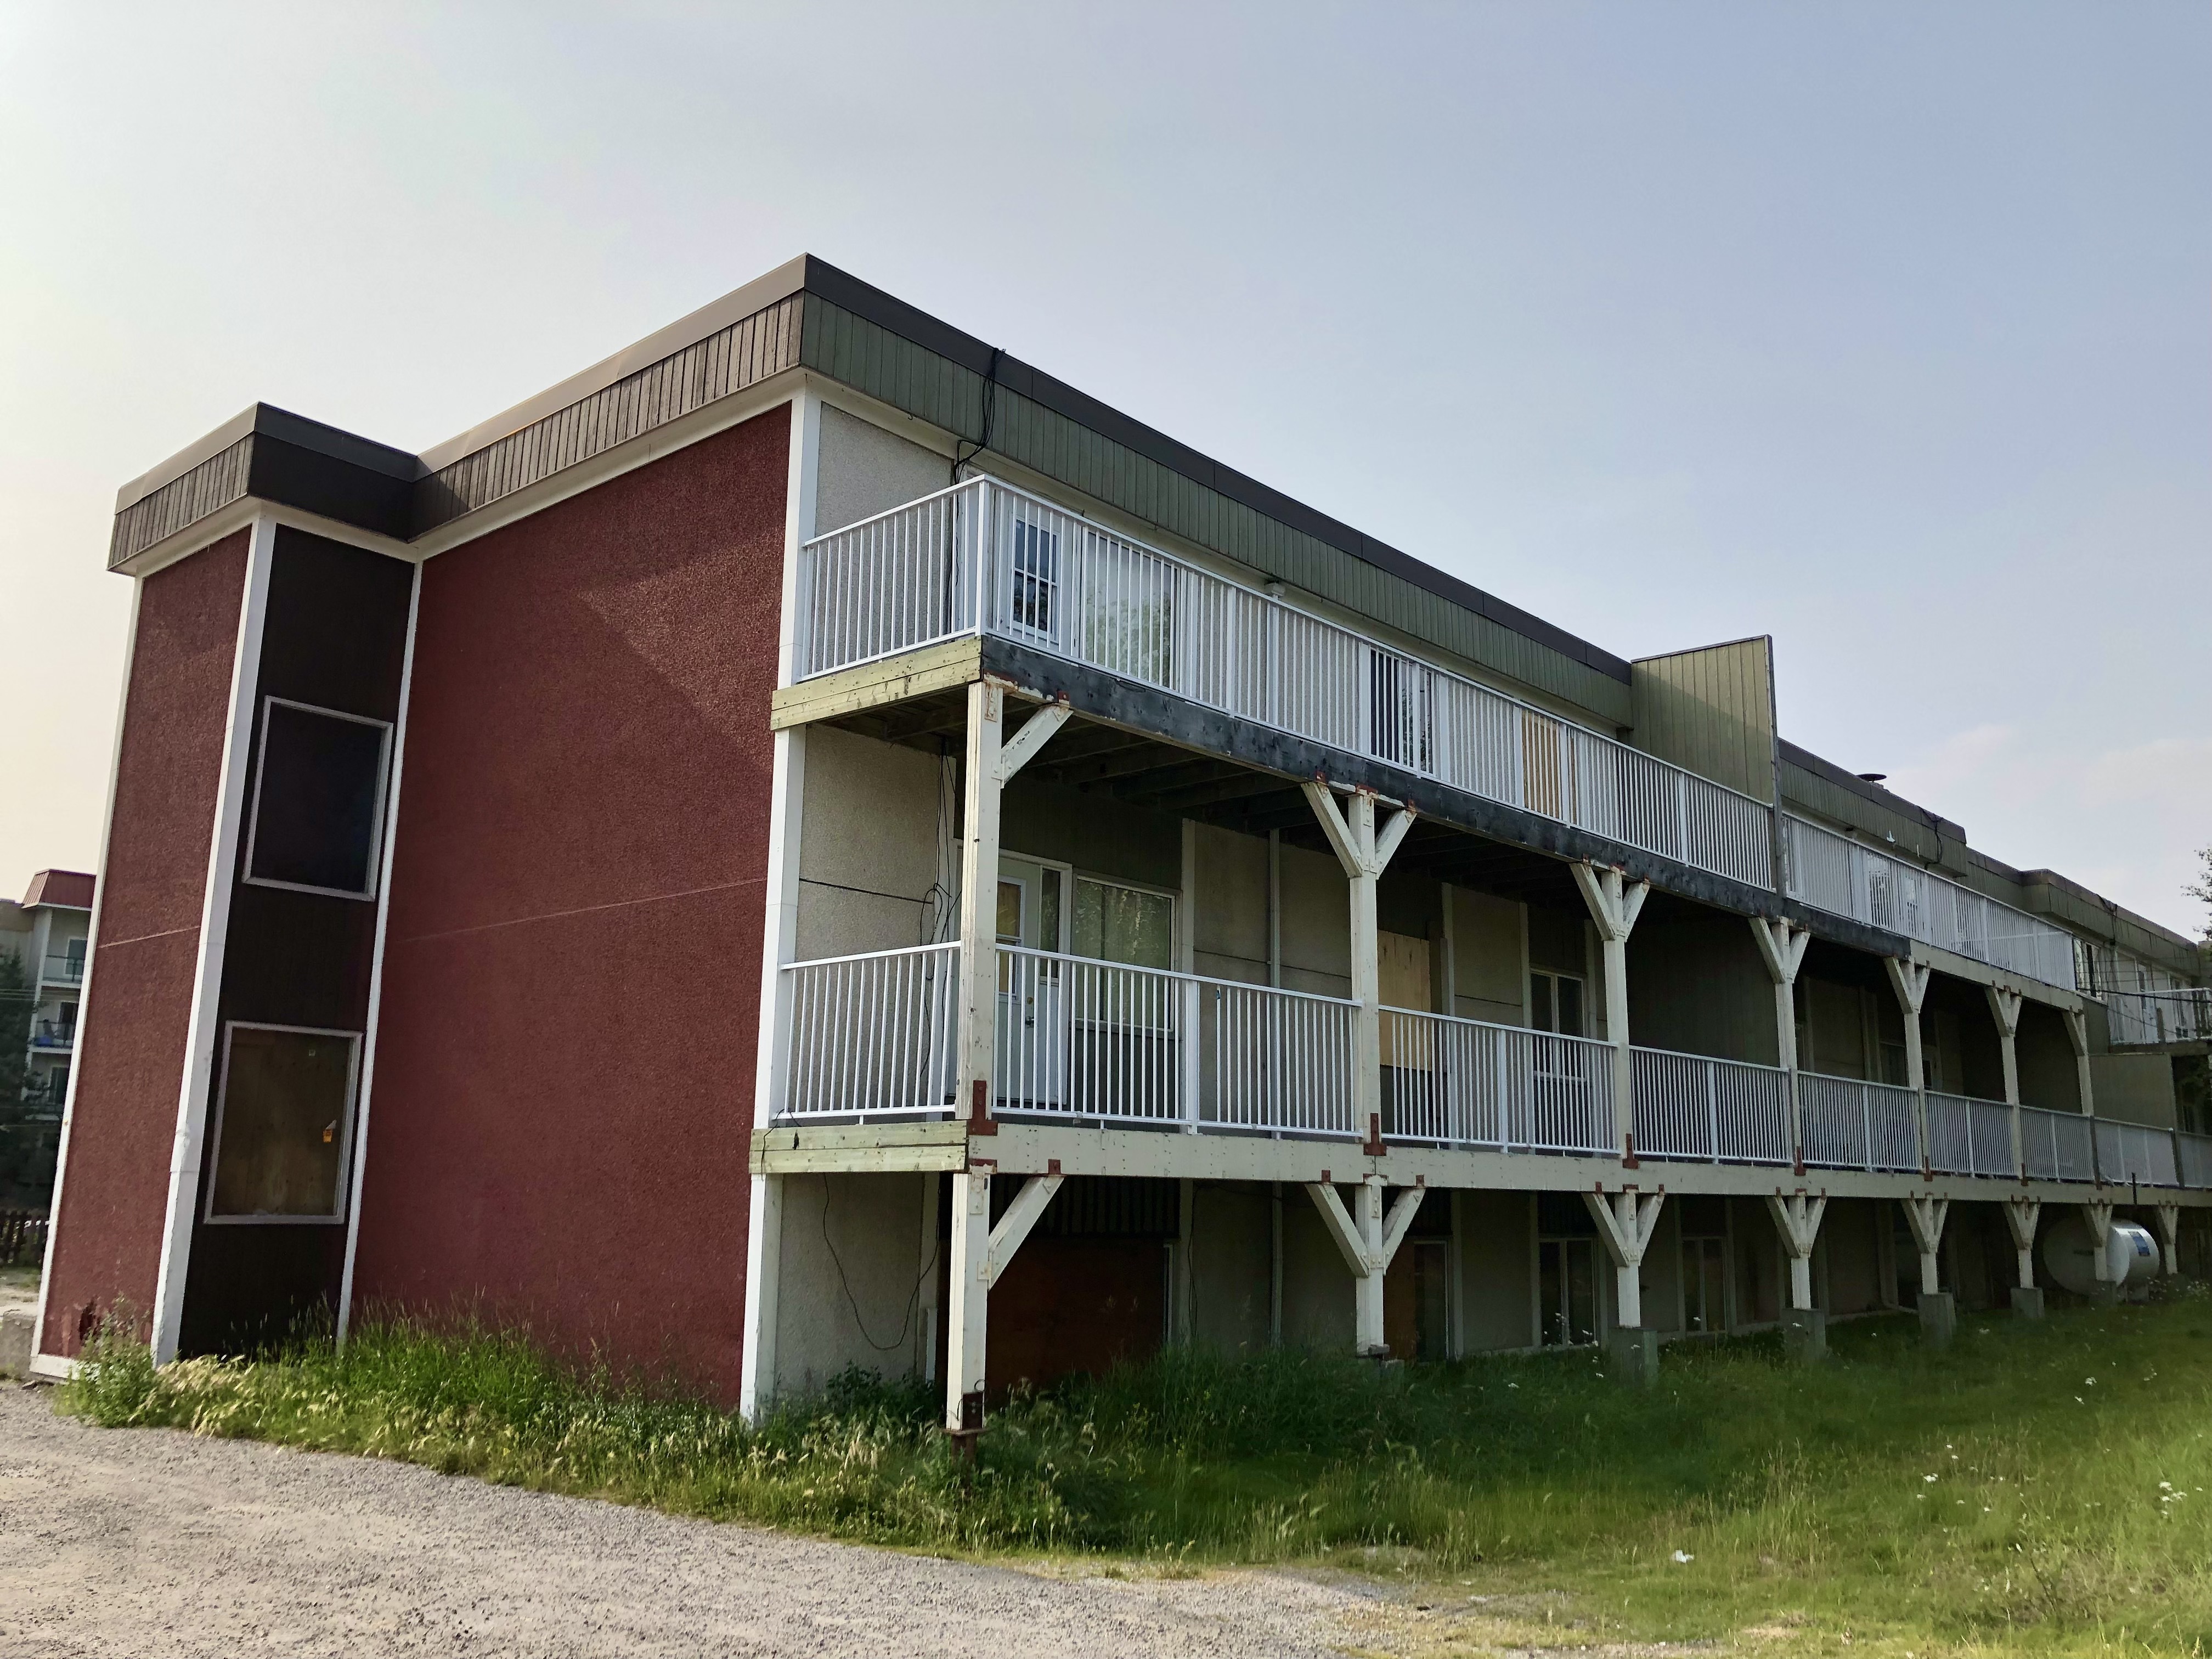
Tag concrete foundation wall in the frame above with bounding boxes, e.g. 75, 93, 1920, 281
774, 1171, 930, 1394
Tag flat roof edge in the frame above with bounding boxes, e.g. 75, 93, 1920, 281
115, 404, 421, 514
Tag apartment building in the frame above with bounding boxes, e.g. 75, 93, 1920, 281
33, 258, 2212, 1417
2, 871, 92, 1194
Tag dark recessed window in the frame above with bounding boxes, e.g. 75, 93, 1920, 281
245, 698, 392, 899
206, 1023, 359, 1223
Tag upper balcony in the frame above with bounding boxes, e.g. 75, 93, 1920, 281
795, 479, 2089, 997
798, 477, 1775, 890
41, 951, 85, 989
1780, 815, 2079, 991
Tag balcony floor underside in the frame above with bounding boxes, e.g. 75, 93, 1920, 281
806, 634, 1919, 958
752, 1121, 2210, 1207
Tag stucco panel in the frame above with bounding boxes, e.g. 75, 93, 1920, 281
356, 411, 787, 1401
42, 532, 247, 1356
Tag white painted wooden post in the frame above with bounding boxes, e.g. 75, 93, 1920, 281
1765, 1192, 1826, 1312
2062, 1007, 2096, 1120
1750, 918, 1810, 1172
1181, 979, 1203, 1133
1306, 1175, 1423, 1357
957, 682, 1005, 1135
2082, 1200, 2116, 1289
2002, 1198, 2040, 1290
1584, 1188, 1663, 1330
1902, 1194, 1948, 1297
1301, 783, 1417, 1155
1986, 985, 2024, 1177
2153, 1204, 2181, 1277
944, 1169, 991, 1434
1571, 864, 1650, 1163
1884, 959, 1932, 1173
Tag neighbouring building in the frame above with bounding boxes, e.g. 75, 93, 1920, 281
2, 871, 92, 1200
31, 257, 2212, 1413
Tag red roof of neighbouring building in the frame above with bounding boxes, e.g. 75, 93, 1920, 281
21, 870, 95, 910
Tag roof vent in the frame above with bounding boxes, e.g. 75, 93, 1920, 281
1857, 772, 1888, 785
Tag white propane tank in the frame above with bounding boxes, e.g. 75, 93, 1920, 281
2041, 1215, 2160, 1296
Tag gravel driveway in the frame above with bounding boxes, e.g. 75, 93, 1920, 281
0, 1387, 1368, 1657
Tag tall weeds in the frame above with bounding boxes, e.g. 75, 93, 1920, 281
55, 1293, 2212, 1651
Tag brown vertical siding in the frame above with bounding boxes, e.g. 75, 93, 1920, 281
42, 532, 249, 1355
354, 410, 788, 1401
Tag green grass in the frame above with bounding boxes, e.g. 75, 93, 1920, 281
58, 1290, 2212, 1656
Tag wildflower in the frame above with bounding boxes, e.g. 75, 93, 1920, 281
1672, 1551, 1694, 1564
1924, 1474, 1939, 1483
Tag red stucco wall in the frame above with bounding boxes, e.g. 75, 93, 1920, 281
42, 532, 247, 1355
354, 411, 788, 1399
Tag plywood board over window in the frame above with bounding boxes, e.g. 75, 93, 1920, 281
204, 1023, 361, 1224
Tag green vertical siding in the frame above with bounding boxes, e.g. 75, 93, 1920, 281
801, 296, 1634, 725
1631, 637, 1778, 803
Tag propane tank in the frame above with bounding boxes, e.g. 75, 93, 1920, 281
2041, 1215, 2159, 1296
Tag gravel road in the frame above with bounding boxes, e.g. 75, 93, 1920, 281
0, 1387, 1369, 1658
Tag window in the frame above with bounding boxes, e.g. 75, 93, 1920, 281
244, 698, 393, 900
1072, 877, 1175, 969
996, 879, 1024, 945
1007, 517, 1058, 640
205, 1023, 360, 1223
1530, 970, 1585, 1036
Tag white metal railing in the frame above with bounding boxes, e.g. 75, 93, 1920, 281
997, 945, 1361, 1136
2104, 987, 2212, 1047
2095, 1119, 2180, 1188
799, 479, 1775, 888
1780, 815, 2076, 991
1380, 1007, 1616, 1155
1629, 1046, 1792, 1165
1798, 1071, 1920, 1172
2019, 1104, 2097, 1183
781, 943, 959, 1120
2178, 1131, 2212, 1190
1924, 1091, 2019, 1178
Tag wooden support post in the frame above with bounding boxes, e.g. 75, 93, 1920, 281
2002, 1197, 2041, 1289
1750, 918, 1811, 1172
2154, 1203, 2181, 1277
1884, 959, 1932, 1171
1306, 1176, 1423, 1357
1572, 864, 1651, 1163
1583, 1187, 1664, 1330
944, 1169, 1064, 1436
957, 684, 1005, 1137
2062, 1008, 2096, 1119
1303, 782, 1416, 1155
1901, 1193, 1948, 1297
1764, 1191, 1827, 1312
1986, 985, 2024, 1177
2082, 1200, 2117, 1291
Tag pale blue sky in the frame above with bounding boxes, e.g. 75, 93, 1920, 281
3, 3, 2206, 932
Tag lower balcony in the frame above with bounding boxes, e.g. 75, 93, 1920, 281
773, 944, 2211, 1190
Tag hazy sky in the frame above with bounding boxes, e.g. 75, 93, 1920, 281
3, 3, 2206, 934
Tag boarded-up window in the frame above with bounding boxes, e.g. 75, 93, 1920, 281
206, 1024, 359, 1222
